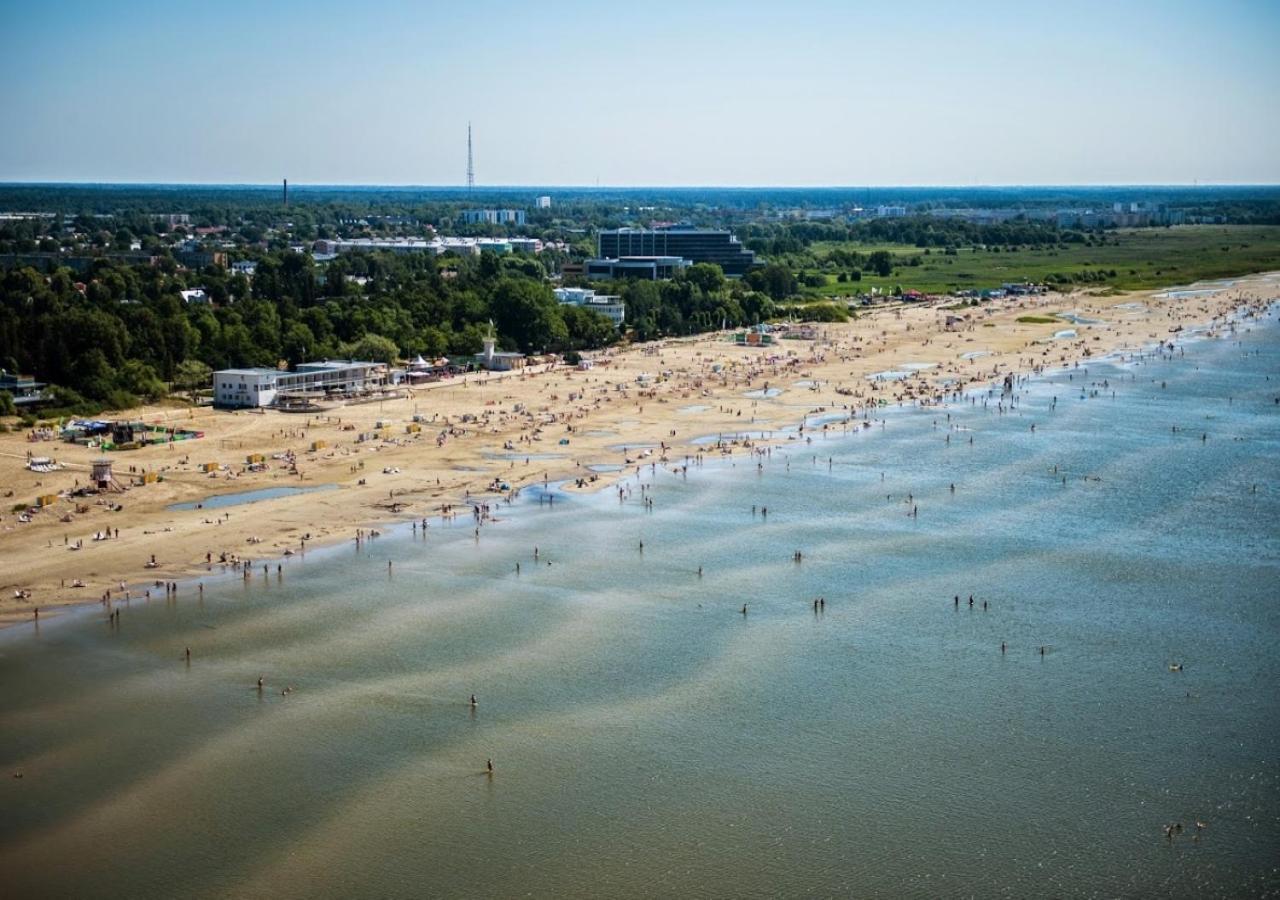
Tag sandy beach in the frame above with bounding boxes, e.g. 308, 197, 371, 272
2, 273, 1276, 626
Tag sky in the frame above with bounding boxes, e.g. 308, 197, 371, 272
1, 0, 1278, 186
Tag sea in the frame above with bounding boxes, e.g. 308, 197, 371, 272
1, 303, 1277, 899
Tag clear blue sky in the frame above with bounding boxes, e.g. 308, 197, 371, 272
1, 0, 1277, 185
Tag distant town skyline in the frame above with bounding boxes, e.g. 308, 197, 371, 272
2, 0, 1278, 186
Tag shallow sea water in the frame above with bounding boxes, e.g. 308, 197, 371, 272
1, 306, 1278, 899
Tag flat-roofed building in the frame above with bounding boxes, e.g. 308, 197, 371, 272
597, 225, 757, 276
0, 370, 46, 407
212, 368, 280, 409
462, 209, 526, 226
554, 287, 625, 327
312, 237, 541, 257
213, 360, 387, 409
585, 256, 689, 281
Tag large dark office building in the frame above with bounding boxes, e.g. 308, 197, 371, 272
596, 225, 758, 276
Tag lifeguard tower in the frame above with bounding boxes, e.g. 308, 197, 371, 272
91, 458, 122, 492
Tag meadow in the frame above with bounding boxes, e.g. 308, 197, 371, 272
801, 224, 1280, 297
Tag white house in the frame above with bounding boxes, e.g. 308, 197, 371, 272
213, 368, 279, 408
179, 288, 210, 304
553, 287, 625, 327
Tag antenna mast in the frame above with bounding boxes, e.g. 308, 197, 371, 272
467, 123, 475, 195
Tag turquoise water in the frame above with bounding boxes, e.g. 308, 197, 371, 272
167, 484, 338, 511
1, 307, 1278, 898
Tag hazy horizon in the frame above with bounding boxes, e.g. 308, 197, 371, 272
2, 0, 1278, 185
3, 181, 1280, 190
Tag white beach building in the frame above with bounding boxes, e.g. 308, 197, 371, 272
553, 287, 625, 327
212, 360, 387, 409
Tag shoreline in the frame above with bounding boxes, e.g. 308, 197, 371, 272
2, 270, 1278, 629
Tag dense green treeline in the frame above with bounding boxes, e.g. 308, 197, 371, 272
3, 184, 1278, 221
0, 251, 785, 415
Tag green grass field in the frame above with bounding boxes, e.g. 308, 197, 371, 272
799, 225, 1280, 298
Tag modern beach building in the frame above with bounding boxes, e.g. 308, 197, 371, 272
0, 370, 47, 407
212, 360, 388, 409
553, 287, 625, 327
595, 225, 758, 277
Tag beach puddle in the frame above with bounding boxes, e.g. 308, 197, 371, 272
1053, 329, 1079, 340
960, 350, 991, 360
168, 484, 338, 511
1156, 288, 1221, 299
803, 412, 851, 428
678, 405, 711, 414
1059, 313, 1104, 325
867, 370, 912, 381
744, 388, 783, 398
